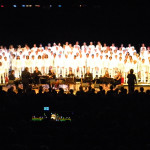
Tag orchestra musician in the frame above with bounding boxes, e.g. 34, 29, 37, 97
67, 70, 75, 90
48, 69, 56, 88
8, 70, 20, 90
103, 70, 110, 78
48, 69, 56, 79
114, 71, 122, 87
33, 67, 42, 85
102, 70, 111, 87
67, 70, 75, 78
84, 69, 93, 84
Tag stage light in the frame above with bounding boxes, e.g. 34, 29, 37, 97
1, 5, 4, 7
13, 5, 17, 8
26, 5, 32, 7
22, 5, 26, 8
58, 5, 62, 8
50, 5, 52, 8
35, 5, 40, 7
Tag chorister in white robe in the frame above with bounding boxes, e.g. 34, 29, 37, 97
0, 62, 5, 84
3, 57, 10, 77
140, 59, 148, 82
77, 56, 86, 77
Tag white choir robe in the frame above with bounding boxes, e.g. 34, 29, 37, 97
58, 47, 64, 55
96, 45, 102, 50
54, 57, 64, 77
43, 50, 49, 56
141, 62, 148, 82
127, 47, 134, 54
21, 58, 26, 71
0, 65, 5, 84
35, 59, 42, 72
11, 58, 16, 71
94, 58, 100, 77
86, 57, 90, 72
112, 58, 119, 75
148, 63, 150, 83
128, 62, 134, 71
39, 47, 44, 51
63, 58, 70, 77
64, 46, 71, 55
15, 60, 22, 78
26, 59, 33, 73
110, 46, 116, 52
108, 60, 115, 78
103, 58, 109, 72
31, 47, 38, 52
89, 58, 96, 78
137, 61, 142, 79
3, 60, 9, 77
123, 63, 129, 83
78, 57, 86, 77
132, 63, 138, 74
97, 59, 104, 77
94, 57, 99, 77
44, 58, 51, 74
132, 63, 138, 81
81, 45, 88, 51
49, 56, 54, 69
30, 59, 36, 73
140, 47, 146, 52
41, 58, 46, 75
71, 58, 79, 76
102, 46, 107, 51
88, 45, 95, 52
118, 60, 124, 73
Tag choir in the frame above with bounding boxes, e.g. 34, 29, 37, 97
0, 42, 150, 84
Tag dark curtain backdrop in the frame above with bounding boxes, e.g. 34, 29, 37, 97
0, 5, 150, 52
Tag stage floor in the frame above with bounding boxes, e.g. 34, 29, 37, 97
1, 83, 150, 94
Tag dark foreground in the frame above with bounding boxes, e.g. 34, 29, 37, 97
0, 86, 150, 150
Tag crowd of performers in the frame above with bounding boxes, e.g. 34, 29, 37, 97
0, 42, 150, 84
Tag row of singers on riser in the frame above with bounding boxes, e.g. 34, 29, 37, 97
1, 60, 149, 72
1, 58, 150, 71
6, 57, 150, 68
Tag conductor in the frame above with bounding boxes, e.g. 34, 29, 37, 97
21, 67, 31, 93
127, 69, 137, 94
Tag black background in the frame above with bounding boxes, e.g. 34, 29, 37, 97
0, 0, 150, 51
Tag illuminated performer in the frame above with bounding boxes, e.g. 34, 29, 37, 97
33, 67, 42, 85
0, 62, 5, 84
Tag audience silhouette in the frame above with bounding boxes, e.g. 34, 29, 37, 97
0, 85, 150, 150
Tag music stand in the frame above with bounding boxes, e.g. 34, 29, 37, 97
65, 78, 74, 84
65, 77, 75, 90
